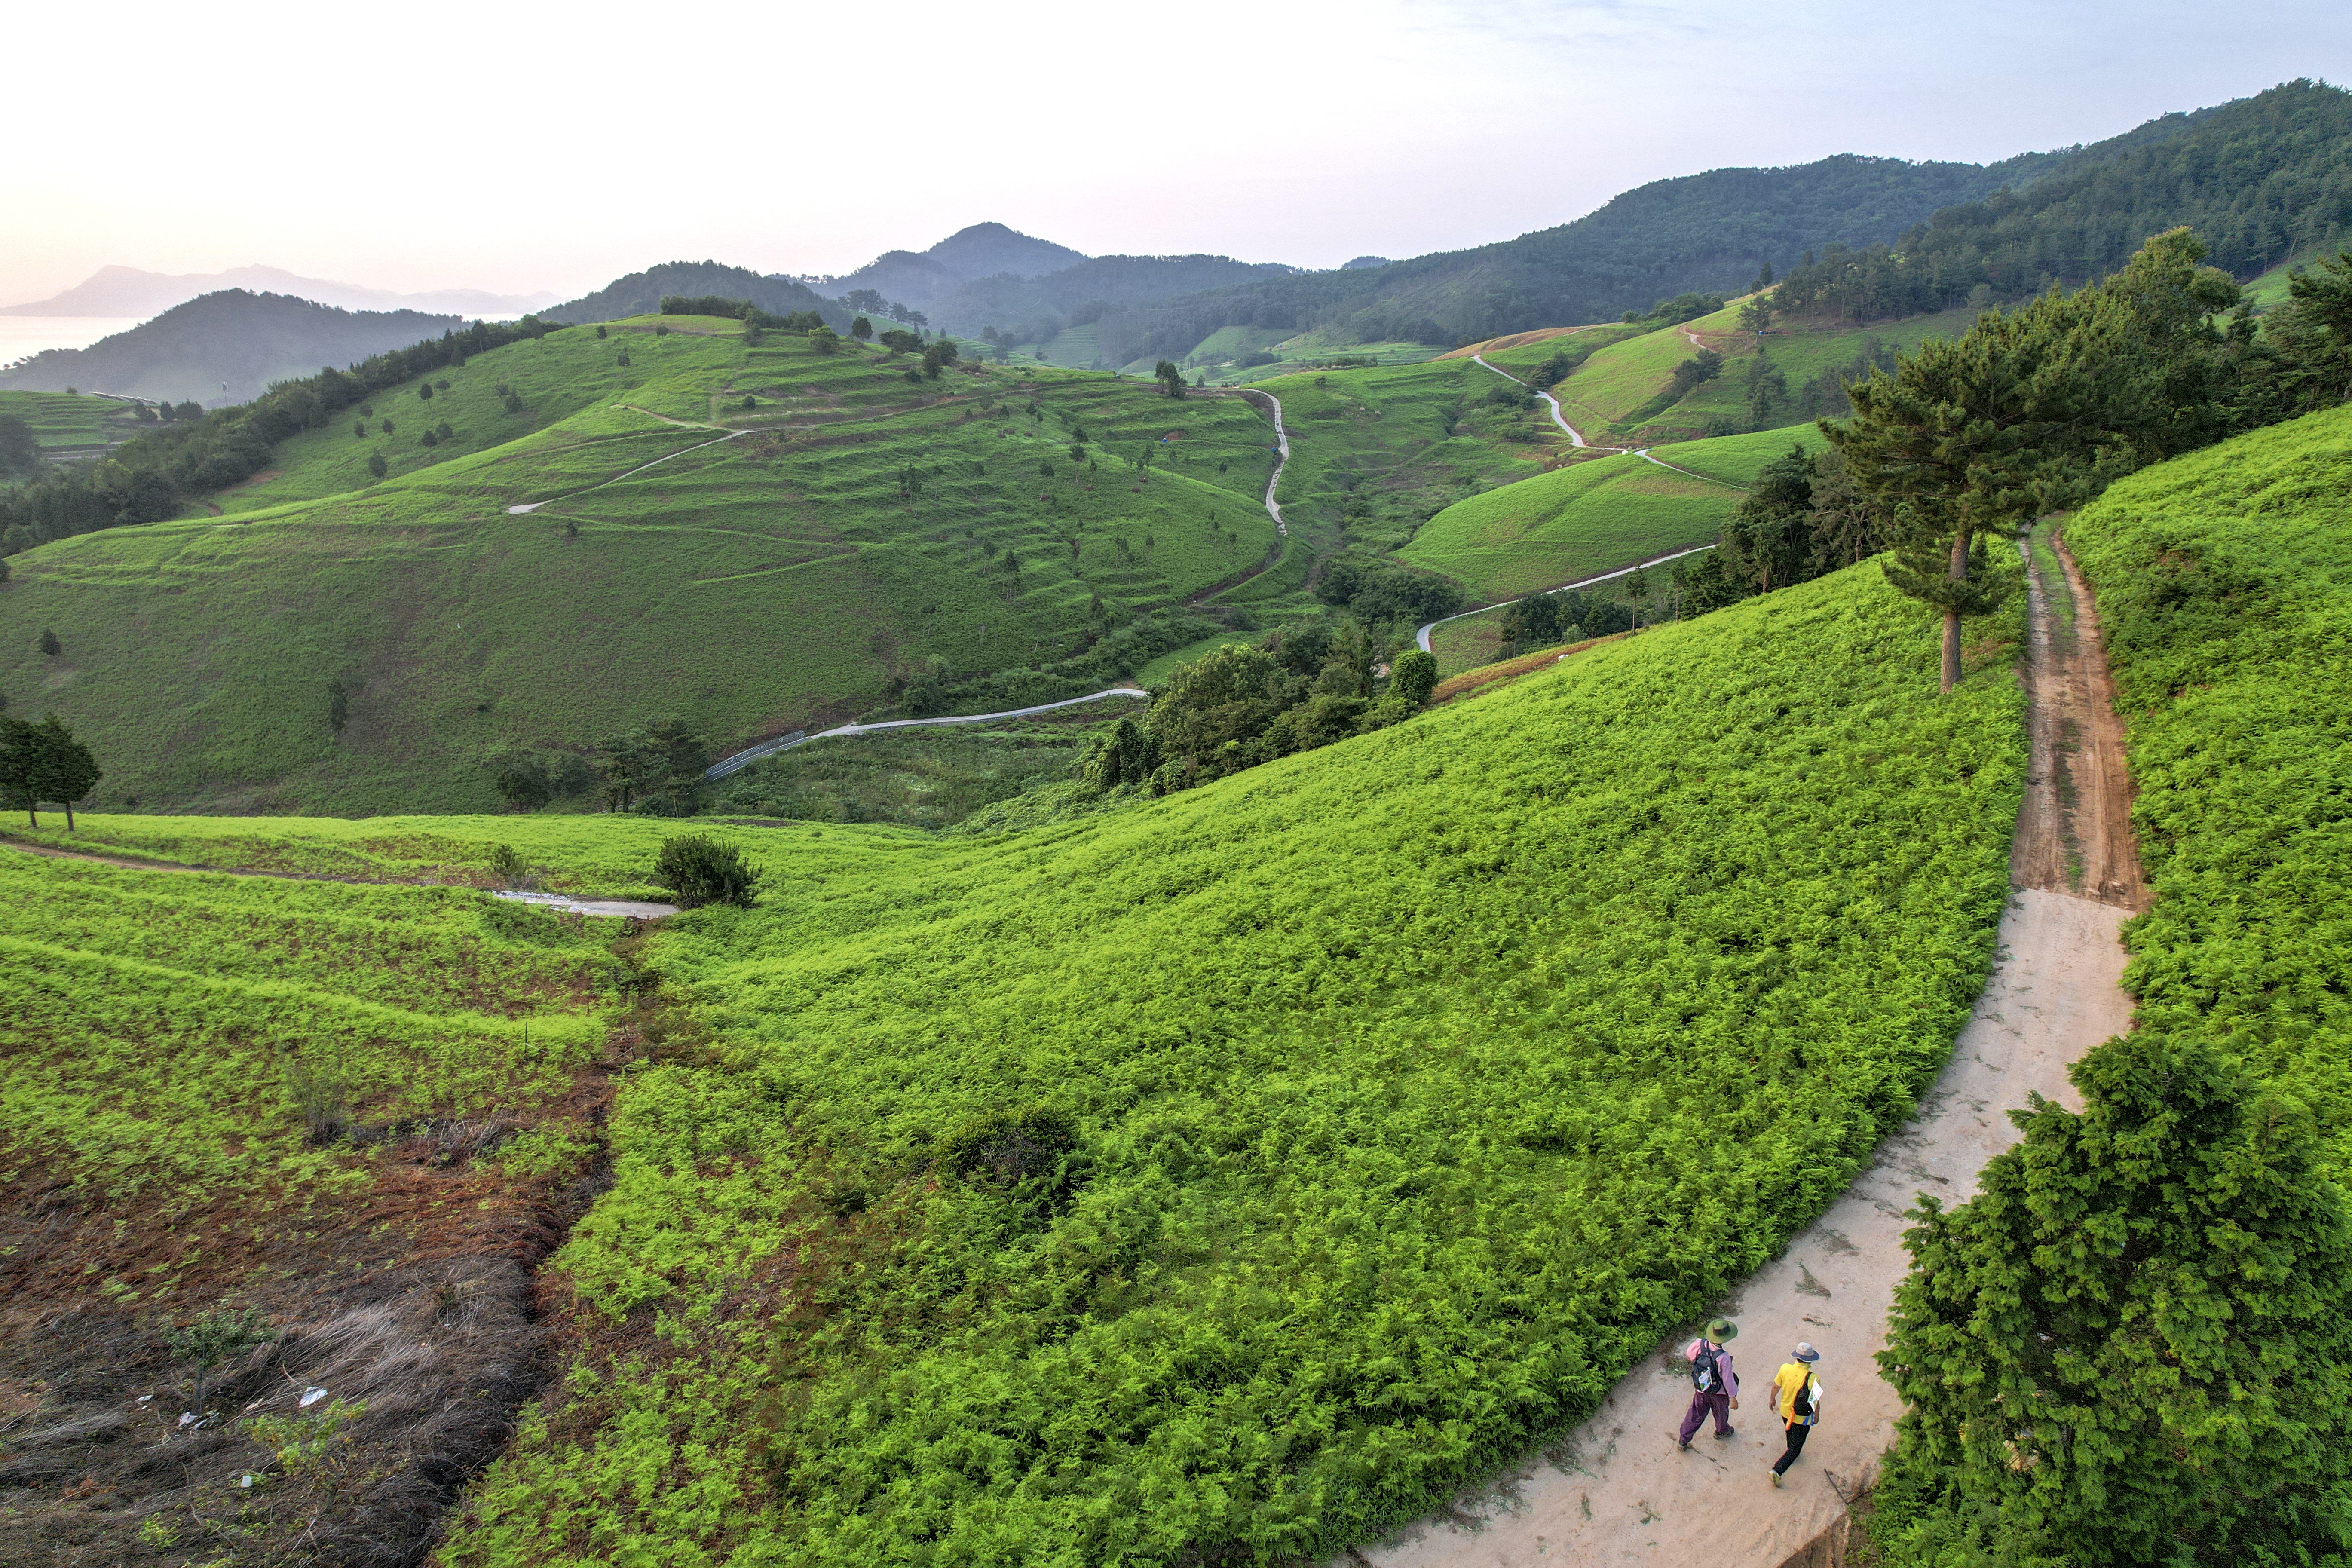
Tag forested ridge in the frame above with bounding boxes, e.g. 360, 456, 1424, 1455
1776, 80, 2352, 321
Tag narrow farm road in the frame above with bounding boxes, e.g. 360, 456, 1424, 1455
0, 837, 678, 918
704, 687, 1149, 780
1223, 386, 1291, 534
1354, 532, 2145, 1568
1470, 354, 1596, 447
506, 417, 750, 514
1413, 542, 1716, 654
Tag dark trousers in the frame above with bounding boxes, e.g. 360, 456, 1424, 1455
1773, 1419, 1810, 1474
1677, 1388, 1731, 1443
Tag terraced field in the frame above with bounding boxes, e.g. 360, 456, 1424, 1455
0, 329, 1281, 814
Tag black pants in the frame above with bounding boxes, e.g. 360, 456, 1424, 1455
1774, 1420, 1810, 1475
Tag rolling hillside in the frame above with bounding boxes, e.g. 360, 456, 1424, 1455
3, 539, 2023, 1565
1398, 424, 1828, 603
0, 324, 1281, 815
542, 261, 845, 329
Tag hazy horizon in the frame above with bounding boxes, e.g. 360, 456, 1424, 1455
8, 0, 2349, 309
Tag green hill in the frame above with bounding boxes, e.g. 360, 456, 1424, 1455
3, 542, 2022, 1565
0, 327, 1283, 814
1399, 423, 1828, 601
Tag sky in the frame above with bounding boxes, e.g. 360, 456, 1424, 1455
5, 0, 2348, 307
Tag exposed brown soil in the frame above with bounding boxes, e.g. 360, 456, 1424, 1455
2010, 532, 2148, 909
1438, 326, 1603, 359
1428, 632, 1633, 705
0, 949, 661, 1565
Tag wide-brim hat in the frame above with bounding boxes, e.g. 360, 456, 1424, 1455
1794, 1342, 1820, 1363
1706, 1317, 1739, 1341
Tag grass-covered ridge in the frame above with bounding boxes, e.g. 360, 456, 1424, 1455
1400, 423, 1827, 602
2066, 401, 2352, 1170
441, 557, 2024, 1565
0, 327, 1282, 815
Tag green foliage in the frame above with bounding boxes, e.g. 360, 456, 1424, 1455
0, 333, 1278, 815
1876, 1033, 2352, 1566
652, 833, 759, 909
443, 560, 2023, 1567
162, 1307, 274, 1408
1386, 648, 1437, 706
1777, 81, 2352, 320
0, 849, 616, 1206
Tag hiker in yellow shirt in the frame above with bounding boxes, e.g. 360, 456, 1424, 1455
1767, 1342, 1822, 1486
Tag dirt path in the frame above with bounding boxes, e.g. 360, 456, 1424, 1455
505, 418, 750, 515
703, 687, 1149, 779
0, 836, 678, 917
1352, 530, 2144, 1568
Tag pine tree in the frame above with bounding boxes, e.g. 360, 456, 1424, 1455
1879, 1033, 2352, 1565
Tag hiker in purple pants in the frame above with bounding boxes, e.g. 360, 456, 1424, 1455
1675, 1317, 1740, 1449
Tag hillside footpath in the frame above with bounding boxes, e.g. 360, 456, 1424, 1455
1343, 533, 2144, 1567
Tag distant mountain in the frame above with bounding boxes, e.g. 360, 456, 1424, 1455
927, 255, 1302, 350
0, 291, 463, 404
1, 264, 555, 320
1087, 87, 2313, 361
542, 261, 846, 328
1341, 256, 1393, 271
822, 224, 1092, 312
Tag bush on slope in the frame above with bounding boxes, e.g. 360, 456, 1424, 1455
441, 558, 2024, 1566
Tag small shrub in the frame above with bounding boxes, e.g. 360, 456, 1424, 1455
488, 843, 528, 887
286, 1060, 350, 1144
652, 835, 759, 909
38, 627, 60, 656
162, 1306, 274, 1409
937, 1105, 1078, 1185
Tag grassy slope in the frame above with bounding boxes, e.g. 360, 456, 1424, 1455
1400, 422, 1827, 602
0, 333, 1282, 815
426, 557, 2023, 1566
0, 389, 145, 453
2067, 401, 2352, 1171
1554, 301, 1973, 442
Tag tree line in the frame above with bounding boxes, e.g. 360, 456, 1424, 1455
1081, 627, 1440, 796
0, 710, 101, 830
1773, 80, 2352, 323
1686, 229, 2352, 687
0, 317, 561, 557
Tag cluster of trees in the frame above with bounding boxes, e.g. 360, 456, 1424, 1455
0, 417, 39, 481
1091, 629, 1440, 796
1152, 360, 1188, 398
1495, 585, 1638, 657
658, 295, 827, 334
836, 288, 925, 327
1692, 229, 2352, 688
490, 718, 710, 816
1835, 228, 2351, 689
1621, 291, 1725, 328
0, 710, 101, 830
1312, 557, 1464, 635
0, 318, 557, 556
1775, 80, 2352, 323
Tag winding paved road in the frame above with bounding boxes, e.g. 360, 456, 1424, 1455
704, 688, 1150, 780
1413, 544, 1717, 653
1471, 354, 1597, 448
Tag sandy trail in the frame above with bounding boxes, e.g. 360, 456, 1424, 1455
1352, 530, 2145, 1567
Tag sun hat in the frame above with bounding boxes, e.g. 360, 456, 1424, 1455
1706, 1317, 1739, 1342
1794, 1342, 1820, 1363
